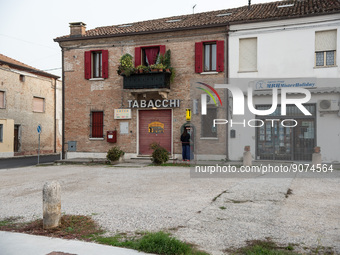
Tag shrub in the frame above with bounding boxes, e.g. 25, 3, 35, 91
106, 146, 125, 162
150, 143, 169, 165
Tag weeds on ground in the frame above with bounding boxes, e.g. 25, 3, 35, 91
0, 215, 209, 255
225, 238, 300, 255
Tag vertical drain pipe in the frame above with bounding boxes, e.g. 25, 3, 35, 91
225, 24, 230, 160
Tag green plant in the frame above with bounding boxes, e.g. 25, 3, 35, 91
106, 146, 125, 162
117, 53, 134, 77
150, 142, 169, 165
164, 49, 171, 69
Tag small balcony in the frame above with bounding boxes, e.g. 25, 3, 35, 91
123, 72, 171, 90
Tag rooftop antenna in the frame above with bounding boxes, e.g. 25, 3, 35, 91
248, 0, 251, 10
193, 4, 197, 14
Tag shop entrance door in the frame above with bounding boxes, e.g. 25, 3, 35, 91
256, 104, 316, 161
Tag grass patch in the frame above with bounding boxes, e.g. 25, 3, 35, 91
0, 215, 103, 240
226, 238, 300, 255
160, 162, 192, 167
0, 215, 208, 255
92, 231, 209, 255
219, 206, 227, 210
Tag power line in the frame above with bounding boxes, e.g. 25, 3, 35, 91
42, 67, 62, 71
0, 34, 58, 50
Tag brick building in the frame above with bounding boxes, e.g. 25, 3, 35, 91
0, 54, 61, 157
55, 0, 340, 161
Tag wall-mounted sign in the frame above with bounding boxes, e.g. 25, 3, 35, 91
148, 122, 164, 133
114, 109, 131, 119
252, 78, 317, 90
128, 99, 180, 108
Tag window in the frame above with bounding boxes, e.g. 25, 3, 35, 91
91, 111, 104, 138
84, 50, 108, 79
239, 38, 257, 72
134, 45, 165, 67
0, 124, 3, 143
0, 91, 5, 108
315, 30, 337, 67
204, 43, 217, 71
201, 107, 217, 138
33, 97, 44, 113
195, 41, 224, 73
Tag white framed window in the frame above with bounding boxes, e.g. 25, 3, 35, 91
0, 91, 5, 109
239, 38, 257, 72
315, 30, 337, 67
33, 97, 45, 113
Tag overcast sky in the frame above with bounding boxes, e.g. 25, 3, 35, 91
0, 0, 280, 78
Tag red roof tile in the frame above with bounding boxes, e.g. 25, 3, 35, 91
55, 0, 340, 41
0, 53, 59, 79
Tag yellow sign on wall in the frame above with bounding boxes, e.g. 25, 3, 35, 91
186, 109, 191, 121
148, 122, 164, 133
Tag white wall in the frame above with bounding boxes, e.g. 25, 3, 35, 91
227, 15, 340, 162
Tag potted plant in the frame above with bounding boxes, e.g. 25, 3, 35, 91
117, 53, 134, 77
136, 65, 145, 74
150, 64, 158, 72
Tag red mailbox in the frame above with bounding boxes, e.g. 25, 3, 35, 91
107, 131, 117, 143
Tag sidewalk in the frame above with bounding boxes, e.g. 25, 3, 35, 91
0, 231, 150, 255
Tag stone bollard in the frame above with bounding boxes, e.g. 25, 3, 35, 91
312, 146, 322, 167
43, 181, 61, 229
243, 146, 252, 167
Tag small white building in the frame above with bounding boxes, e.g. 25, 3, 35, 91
227, 11, 340, 162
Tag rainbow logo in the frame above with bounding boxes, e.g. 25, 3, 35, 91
196, 82, 223, 106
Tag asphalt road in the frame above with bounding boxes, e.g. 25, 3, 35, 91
0, 154, 60, 169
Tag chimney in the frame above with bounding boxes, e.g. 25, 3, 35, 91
69, 22, 86, 37
248, 0, 251, 10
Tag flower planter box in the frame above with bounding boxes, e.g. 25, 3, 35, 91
123, 72, 171, 89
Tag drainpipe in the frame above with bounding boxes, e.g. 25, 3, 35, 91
225, 24, 230, 160
61, 47, 65, 159
53, 78, 56, 153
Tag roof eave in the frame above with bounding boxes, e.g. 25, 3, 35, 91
0, 60, 60, 79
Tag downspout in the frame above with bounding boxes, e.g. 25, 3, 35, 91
53, 78, 56, 153
61, 47, 65, 159
225, 24, 230, 160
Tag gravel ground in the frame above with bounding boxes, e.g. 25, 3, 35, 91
0, 165, 339, 255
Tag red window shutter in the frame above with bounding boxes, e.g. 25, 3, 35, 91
159, 45, 166, 55
135, 47, 141, 67
195, 42, 203, 73
102, 50, 109, 78
92, 112, 103, 138
84, 51, 91, 79
216, 40, 224, 72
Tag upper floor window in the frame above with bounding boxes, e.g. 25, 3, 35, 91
239, 37, 257, 72
195, 41, 224, 73
315, 30, 337, 67
33, 97, 45, 113
0, 91, 5, 109
134, 45, 165, 67
84, 50, 109, 79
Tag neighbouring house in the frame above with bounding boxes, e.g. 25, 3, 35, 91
54, 0, 340, 162
0, 53, 61, 157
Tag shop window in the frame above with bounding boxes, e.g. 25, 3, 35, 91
91, 111, 104, 138
0, 124, 3, 143
315, 30, 337, 67
0, 91, 5, 108
195, 41, 224, 73
33, 97, 45, 113
201, 107, 217, 138
134, 45, 165, 67
239, 38, 257, 72
84, 50, 109, 79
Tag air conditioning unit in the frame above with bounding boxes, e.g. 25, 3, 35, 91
318, 99, 339, 112
206, 94, 218, 105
